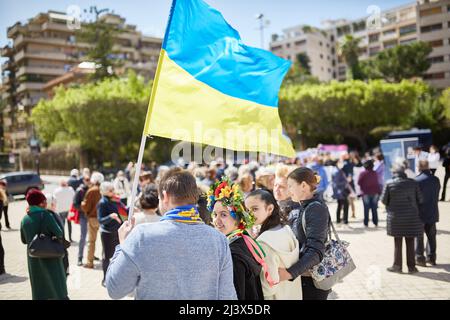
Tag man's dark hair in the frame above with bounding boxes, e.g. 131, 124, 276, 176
158, 168, 199, 205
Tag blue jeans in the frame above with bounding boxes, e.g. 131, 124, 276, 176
362, 194, 379, 226
78, 213, 88, 260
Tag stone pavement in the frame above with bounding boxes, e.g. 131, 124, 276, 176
0, 169, 449, 300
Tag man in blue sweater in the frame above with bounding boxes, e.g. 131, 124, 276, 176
106, 168, 237, 300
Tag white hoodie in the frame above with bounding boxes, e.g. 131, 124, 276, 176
257, 225, 302, 300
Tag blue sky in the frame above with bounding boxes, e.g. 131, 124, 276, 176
0, 0, 412, 51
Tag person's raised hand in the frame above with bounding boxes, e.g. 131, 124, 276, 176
118, 216, 136, 244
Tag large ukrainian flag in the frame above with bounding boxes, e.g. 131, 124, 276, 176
144, 0, 295, 157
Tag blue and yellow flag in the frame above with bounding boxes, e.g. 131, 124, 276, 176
144, 0, 295, 157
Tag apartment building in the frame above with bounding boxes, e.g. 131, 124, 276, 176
270, 25, 334, 81
0, 11, 162, 152
417, 0, 450, 88
270, 0, 450, 88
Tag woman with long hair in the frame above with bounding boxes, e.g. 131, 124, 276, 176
245, 189, 301, 300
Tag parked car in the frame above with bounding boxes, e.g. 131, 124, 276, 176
0, 172, 44, 196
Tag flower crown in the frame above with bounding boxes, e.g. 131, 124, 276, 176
207, 176, 255, 229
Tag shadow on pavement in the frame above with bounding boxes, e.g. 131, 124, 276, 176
0, 273, 28, 284
409, 269, 450, 283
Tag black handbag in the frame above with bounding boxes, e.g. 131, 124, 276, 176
28, 212, 66, 259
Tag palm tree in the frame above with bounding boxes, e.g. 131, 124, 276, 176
338, 35, 364, 80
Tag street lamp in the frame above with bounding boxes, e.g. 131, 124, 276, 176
255, 14, 270, 49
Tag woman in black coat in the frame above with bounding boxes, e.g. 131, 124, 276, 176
381, 165, 423, 274
278, 167, 331, 300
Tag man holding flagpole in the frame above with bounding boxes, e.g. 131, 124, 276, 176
106, 168, 237, 300
109, 0, 294, 299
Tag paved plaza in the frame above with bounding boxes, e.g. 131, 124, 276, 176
0, 170, 449, 300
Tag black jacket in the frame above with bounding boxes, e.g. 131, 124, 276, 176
287, 193, 330, 280
73, 184, 88, 213
381, 173, 424, 237
415, 171, 440, 224
68, 176, 82, 192
229, 237, 264, 300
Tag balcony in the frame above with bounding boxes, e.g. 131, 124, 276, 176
419, 13, 449, 27
140, 47, 160, 56
42, 21, 71, 32
16, 82, 45, 93
11, 130, 28, 141
2, 76, 10, 85
14, 50, 74, 63
1, 61, 15, 72
1, 45, 14, 57
16, 66, 66, 77
14, 34, 74, 49
7, 23, 23, 38
381, 30, 398, 41
1, 91, 11, 100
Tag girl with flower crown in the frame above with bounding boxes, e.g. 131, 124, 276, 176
208, 177, 273, 300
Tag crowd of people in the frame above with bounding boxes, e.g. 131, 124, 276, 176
0, 143, 448, 300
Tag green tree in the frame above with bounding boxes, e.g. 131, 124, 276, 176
296, 53, 311, 75
338, 35, 365, 80
76, 18, 122, 81
440, 87, 450, 120
361, 41, 432, 82
279, 80, 430, 150
30, 71, 167, 167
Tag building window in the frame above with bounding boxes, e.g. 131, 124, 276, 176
419, 6, 442, 17
331, 47, 335, 54
384, 40, 397, 49
369, 46, 381, 56
352, 20, 366, 33
286, 43, 291, 48
271, 45, 282, 51
332, 59, 336, 67
338, 66, 346, 76
420, 23, 443, 33
400, 38, 417, 45
333, 71, 336, 79
319, 41, 323, 46
369, 33, 380, 43
295, 40, 306, 46
337, 25, 351, 37
427, 56, 444, 64
384, 12, 397, 25
330, 35, 335, 42
448, 5, 450, 12
399, 24, 417, 36
423, 72, 445, 80
383, 29, 396, 36
429, 39, 444, 47
287, 55, 291, 60
320, 54, 323, 59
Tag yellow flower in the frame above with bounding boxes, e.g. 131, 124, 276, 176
219, 186, 232, 199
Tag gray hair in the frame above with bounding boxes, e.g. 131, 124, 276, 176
100, 181, 115, 195
91, 172, 104, 185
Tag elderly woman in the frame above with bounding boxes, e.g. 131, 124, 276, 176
20, 189, 68, 300
98, 182, 128, 286
381, 164, 424, 274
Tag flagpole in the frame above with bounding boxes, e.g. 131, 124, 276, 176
128, 0, 178, 219
128, 48, 166, 220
